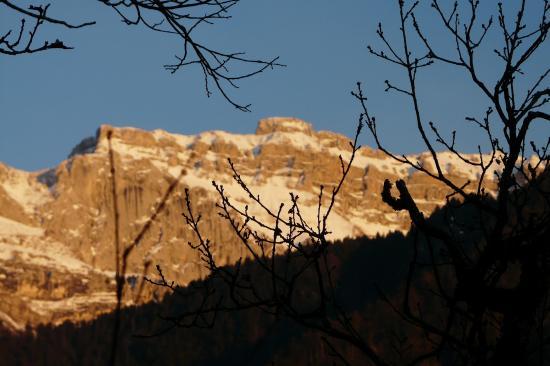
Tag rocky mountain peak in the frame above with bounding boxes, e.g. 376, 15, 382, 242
0, 119, 508, 330
69, 124, 170, 158
68, 124, 114, 159
255, 117, 314, 136
68, 136, 98, 158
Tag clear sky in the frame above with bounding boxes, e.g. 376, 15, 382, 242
1, 0, 548, 171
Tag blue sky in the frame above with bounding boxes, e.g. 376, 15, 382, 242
1, 0, 548, 171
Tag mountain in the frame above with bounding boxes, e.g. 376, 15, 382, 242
0, 117, 500, 330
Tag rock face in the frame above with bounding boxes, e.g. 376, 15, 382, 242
0, 117, 501, 330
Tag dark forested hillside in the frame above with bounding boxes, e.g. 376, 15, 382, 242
0, 230, 417, 366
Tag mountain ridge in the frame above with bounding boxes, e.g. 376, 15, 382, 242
0, 117, 500, 330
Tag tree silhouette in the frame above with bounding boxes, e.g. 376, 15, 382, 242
5, 1, 547, 365
0, 0, 282, 110
2, 2, 279, 364
150, 1, 550, 365
355, 0, 549, 364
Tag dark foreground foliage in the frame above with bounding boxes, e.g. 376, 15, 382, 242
0, 232, 410, 366
3, 199, 546, 366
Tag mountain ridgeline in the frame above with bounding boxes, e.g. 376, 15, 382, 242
0, 118, 502, 338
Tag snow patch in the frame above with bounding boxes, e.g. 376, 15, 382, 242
0, 241, 91, 274
29, 292, 117, 317
1, 169, 52, 213
0, 216, 43, 236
